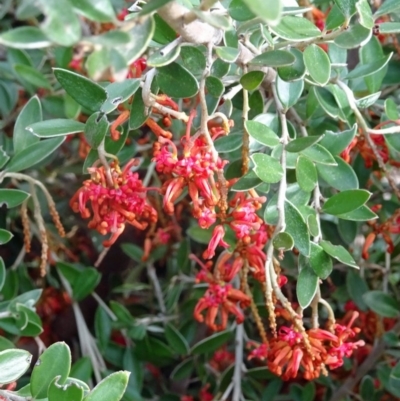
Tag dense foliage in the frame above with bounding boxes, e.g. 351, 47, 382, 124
0, 0, 400, 400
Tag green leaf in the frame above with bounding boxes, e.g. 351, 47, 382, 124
273, 232, 294, 251
0, 189, 30, 208
322, 189, 370, 215
240, 71, 264, 91
13, 95, 41, 154
214, 134, 242, 153
346, 53, 392, 80
138, 0, 172, 16
84, 112, 109, 149
0, 258, 5, 292
270, 16, 322, 41
191, 330, 232, 355
320, 240, 358, 268
378, 22, 400, 34
27, 119, 85, 138
363, 291, 400, 318
336, 205, 377, 221
317, 156, 359, 191
73, 268, 101, 301
333, 0, 356, 18
14, 64, 51, 90
0, 349, 32, 384
69, 0, 116, 22
301, 144, 337, 165
48, 376, 84, 401
284, 200, 310, 256
277, 48, 306, 81
84, 371, 130, 401
180, 46, 206, 76
95, 307, 112, 351
53, 68, 107, 112
0, 147, 10, 169
231, 170, 263, 192
129, 88, 148, 130
0, 27, 51, 49
206, 76, 224, 98
297, 260, 318, 309
101, 79, 141, 114
385, 98, 399, 120
245, 120, 280, 147
157, 63, 199, 98
229, 0, 255, 21
312, 86, 341, 119
165, 324, 189, 355
242, 0, 282, 25
110, 301, 133, 325
147, 45, 181, 67
215, 47, 239, 63
309, 243, 333, 279
170, 358, 194, 380
356, 0, 374, 29
6, 137, 65, 172
31, 342, 71, 399
286, 136, 323, 153
334, 23, 371, 49
251, 153, 284, 184
356, 92, 381, 109
125, 17, 155, 64
276, 76, 304, 110
374, 0, 400, 17
296, 155, 317, 192
0, 229, 13, 245
249, 50, 295, 67
319, 124, 357, 155
304, 44, 331, 86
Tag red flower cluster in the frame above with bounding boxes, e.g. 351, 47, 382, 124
248, 313, 365, 381
70, 159, 157, 247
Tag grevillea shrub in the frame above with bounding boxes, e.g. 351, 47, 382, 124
1, 0, 400, 400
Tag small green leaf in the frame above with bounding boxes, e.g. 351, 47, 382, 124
252, 153, 284, 184
73, 268, 101, 301
31, 342, 71, 399
48, 376, 84, 401
250, 50, 295, 67
273, 232, 294, 251
301, 144, 337, 165
84, 371, 130, 401
242, 0, 282, 25
53, 68, 107, 112
0, 349, 32, 384
170, 358, 194, 380
346, 53, 392, 80
165, 324, 189, 355
374, 0, 400, 17
363, 291, 400, 318
0, 147, 10, 169
129, 88, 148, 130
101, 79, 141, 114
297, 260, 318, 309
309, 243, 333, 279
0, 189, 30, 208
84, 112, 109, 149
286, 136, 323, 153
356, 0, 374, 29
27, 119, 85, 138
0, 258, 5, 292
336, 205, 377, 221
296, 155, 317, 192
334, 23, 372, 49
13, 95, 41, 154
240, 71, 264, 91
322, 189, 370, 215
317, 156, 359, 191
157, 63, 199, 98
319, 124, 357, 155
206, 76, 224, 98
14, 64, 51, 90
0, 229, 14, 247
126, 17, 155, 64
385, 98, 399, 120
147, 44, 181, 67
0, 27, 51, 49
285, 200, 310, 256
231, 170, 263, 192
214, 134, 242, 153
245, 120, 280, 147
215, 47, 239, 63
378, 22, 400, 34
333, 0, 356, 18
277, 48, 306, 81
191, 330, 232, 355
95, 307, 112, 351
6, 137, 65, 172
271, 16, 321, 41
304, 44, 331, 86
320, 240, 358, 268
69, 0, 116, 22
276, 76, 304, 110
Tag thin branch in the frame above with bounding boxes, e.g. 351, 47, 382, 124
147, 263, 166, 315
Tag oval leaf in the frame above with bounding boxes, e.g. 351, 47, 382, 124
322, 189, 371, 215
27, 119, 85, 138
0, 349, 32, 384
84, 371, 130, 401
251, 153, 284, 183
304, 44, 331, 86
297, 261, 319, 309
191, 330, 232, 355
284, 200, 310, 256
363, 291, 400, 318
157, 63, 199, 98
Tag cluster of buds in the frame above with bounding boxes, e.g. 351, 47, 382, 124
70, 159, 157, 247
248, 312, 365, 381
